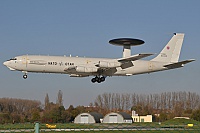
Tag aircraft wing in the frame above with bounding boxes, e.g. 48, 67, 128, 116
64, 53, 155, 76
118, 53, 154, 63
163, 59, 195, 69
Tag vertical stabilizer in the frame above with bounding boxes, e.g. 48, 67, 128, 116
151, 33, 184, 63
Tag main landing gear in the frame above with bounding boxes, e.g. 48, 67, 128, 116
91, 76, 106, 83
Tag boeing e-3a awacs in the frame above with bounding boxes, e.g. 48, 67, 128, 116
3, 33, 195, 83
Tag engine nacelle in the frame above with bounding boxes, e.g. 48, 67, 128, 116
97, 61, 121, 68
69, 74, 89, 77
75, 66, 98, 73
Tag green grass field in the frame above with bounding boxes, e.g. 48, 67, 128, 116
0, 119, 200, 132
40, 131, 200, 133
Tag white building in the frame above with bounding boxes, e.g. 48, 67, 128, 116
103, 112, 133, 123
132, 110, 152, 122
74, 112, 103, 124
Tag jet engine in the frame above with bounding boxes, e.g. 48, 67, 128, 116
76, 66, 98, 73
97, 61, 121, 68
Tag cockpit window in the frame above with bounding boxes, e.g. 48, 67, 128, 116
8, 58, 17, 61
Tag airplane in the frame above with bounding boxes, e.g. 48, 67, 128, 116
3, 33, 195, 83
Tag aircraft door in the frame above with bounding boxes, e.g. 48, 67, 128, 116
22, 55, 28, 68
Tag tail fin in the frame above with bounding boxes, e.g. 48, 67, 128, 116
151, 33, 184, 63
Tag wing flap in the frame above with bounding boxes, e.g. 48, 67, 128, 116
118, 53, 154, 62
163, 59, 195, 69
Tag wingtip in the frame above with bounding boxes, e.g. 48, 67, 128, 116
189, 59, 196, 62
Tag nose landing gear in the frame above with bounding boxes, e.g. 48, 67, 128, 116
23, 73, 28, 79
91, 76, 106, 83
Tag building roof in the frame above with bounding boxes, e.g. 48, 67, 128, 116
89, 112, 103, 123
118, 112, 133, 120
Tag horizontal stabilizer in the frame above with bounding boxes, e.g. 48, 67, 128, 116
163, 59, 195, 69
118, 53, 154, 62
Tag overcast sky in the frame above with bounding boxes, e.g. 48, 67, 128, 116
0, 0, 199, 108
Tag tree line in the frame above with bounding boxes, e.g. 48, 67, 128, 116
0, 91, 200, 123
0, 98, 41, 123
94, 91, 200, 121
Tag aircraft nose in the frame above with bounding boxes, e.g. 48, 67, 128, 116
3, 61, 9, 66
3, 60, 16, 71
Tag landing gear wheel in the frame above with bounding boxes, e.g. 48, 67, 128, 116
100, 77, 105, 82
91, 76, 106, 83
95, 76, 99, 81
91, 78, 96, 83
97, 78, 101, 83
23, 74, 27, 79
